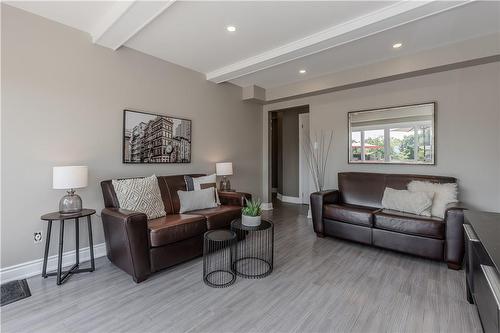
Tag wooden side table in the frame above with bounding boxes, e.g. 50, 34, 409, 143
40, 209, 96, 285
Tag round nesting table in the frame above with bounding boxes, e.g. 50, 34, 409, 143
203, 230, 237, 288
231, 218, 274, 279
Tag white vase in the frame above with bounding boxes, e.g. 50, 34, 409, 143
242, 215, 261, 227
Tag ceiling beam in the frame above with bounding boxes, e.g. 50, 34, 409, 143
206, 0, 473, 83
92, 0, 176, 51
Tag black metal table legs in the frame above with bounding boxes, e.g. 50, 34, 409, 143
87, 215, 95, 272
41, 216, 95, 285
41, 220, 52, 278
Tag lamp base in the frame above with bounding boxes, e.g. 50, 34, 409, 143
59, 190, 83, 214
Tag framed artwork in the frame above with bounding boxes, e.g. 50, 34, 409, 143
123, 109, 191, 163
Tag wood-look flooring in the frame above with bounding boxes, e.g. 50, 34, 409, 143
1, 201, 481, 333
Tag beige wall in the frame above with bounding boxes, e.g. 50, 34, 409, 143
263, 62, 500, 212
1, 5, 262, 268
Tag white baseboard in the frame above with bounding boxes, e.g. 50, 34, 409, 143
0, 243, 107, 283
261, 202, 273, 210
277, 193, 302, 204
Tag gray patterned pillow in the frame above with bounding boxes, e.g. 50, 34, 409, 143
112, 175, 166, 220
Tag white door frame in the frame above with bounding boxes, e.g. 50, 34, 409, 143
298, 113, 310, 204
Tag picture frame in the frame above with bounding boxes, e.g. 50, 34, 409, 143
122, 109, 192, 164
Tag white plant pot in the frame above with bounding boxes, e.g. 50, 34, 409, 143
242, 215, 261, 227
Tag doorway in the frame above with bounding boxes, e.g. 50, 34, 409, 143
269, 105, 310, 205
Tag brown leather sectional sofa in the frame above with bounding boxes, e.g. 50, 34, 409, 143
101, 174, 251, 283
310, 172, 466, 269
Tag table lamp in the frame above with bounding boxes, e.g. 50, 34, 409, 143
216, 162, 233, 191
53, 166, 88, 214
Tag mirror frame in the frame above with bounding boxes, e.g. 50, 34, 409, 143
347, 102, 436, 165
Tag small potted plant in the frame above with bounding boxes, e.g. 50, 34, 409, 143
242, 198, 262, 227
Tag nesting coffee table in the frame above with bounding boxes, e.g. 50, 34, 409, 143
202, 218, 274, 287
231, 218, 274, 279
203, 230, 237, 288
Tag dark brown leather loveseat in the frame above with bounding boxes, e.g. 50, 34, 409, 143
101, 174, 250, 282
310, 172, 466, 269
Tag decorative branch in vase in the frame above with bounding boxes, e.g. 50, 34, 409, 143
303, 130, 334, 192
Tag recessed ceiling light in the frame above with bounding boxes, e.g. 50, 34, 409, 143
226, 26, 236, 32
393, 42, 403, 49
299, 69, 307, 74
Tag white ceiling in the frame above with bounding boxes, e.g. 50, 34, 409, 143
125, 1, 393, 73
230, 1, 500, 88
6, 1, 500, 90
7, 1, 132, 37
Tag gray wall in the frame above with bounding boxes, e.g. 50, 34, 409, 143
1, 5, 262, 268
264, 61, 500, 212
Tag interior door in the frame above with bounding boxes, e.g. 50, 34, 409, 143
299, 113, 310, 204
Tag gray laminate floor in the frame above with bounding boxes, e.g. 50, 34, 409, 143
1, 201, 481, 333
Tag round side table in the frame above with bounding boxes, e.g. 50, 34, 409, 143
231, 218, 274, 279
40, 209, 96, 285
203, 230, 237, 288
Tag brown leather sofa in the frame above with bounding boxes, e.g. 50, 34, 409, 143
101, 174, 251, 283
310, 172, 466, 269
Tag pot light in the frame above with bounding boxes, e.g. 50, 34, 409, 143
393, 42, 403, 49
226, 26, 236, 32
299, 69, 307, 74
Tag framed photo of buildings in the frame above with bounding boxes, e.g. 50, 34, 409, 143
123, 109, 191, 163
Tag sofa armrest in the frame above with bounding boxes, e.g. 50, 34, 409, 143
101, 208, 150, 282
218, 191, 251, 207
310, 190, 340, 236
444, 202, 468, 269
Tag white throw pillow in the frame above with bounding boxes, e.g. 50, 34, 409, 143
112, 175, 166, 220
381, 187, 434, 216
192, 173, 220, 205
178, 187, 217, 213
408, 181, 458, 218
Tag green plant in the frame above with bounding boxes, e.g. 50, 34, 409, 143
242, 198, 262, 217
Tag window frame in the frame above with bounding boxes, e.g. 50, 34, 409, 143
348, 102, 436, 165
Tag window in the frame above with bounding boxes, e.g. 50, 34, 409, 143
348, 103, 435, 164
364, 129, 385, 161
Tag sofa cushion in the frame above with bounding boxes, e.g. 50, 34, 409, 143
323, 204, 375, 227
189, 205, 242, 230
177, 188, 217, 213
148, 214, 207, 247
373, 209, 445, 239
381, 187, 433, 216
407, 181, 458, 218
112, 175, 166, 220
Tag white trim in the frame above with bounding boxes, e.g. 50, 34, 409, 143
261, 202, 273, 210
277, 193, 302, 204
206, 1, 471, 83
0, 243, 107, 283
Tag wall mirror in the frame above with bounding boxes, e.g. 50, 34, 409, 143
348, 102, 435, 164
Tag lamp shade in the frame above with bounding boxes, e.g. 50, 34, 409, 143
53, 166, 88, 189
216, 162, 233, 176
